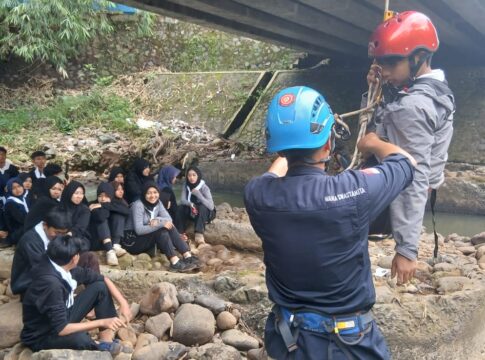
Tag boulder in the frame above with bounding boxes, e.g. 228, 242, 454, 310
436, 276, 472, 294
0, 300, 23, 349
117, 327, 137, 346
188, 343, 242, 360
145, 312, 173, 339
134, 333, 158, 353
139, 282, 179, 315
221, 329, 260, 351
377, 256, 393, 269
172, 304, 215, 346
132, 341, 186, 360
31, 350, 112, 360
176, 290, 194, 304
0, 249, 14, 280
216, 311, 238, 330
194, 295, 226, 314
471, 232, 485, 246
204, 219, 262, 251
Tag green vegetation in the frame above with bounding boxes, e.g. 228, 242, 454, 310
0, 0, 155, 77
0, 91, 137, 151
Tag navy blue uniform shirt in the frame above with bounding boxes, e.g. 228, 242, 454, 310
244, 154, 414, 315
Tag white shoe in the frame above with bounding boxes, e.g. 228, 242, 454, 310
106, 250, 119, 266
113, 244, 127, 257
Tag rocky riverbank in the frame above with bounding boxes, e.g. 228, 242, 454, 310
0, 203, 485, 359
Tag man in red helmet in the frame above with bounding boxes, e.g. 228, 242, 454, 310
366, 11, 455, 284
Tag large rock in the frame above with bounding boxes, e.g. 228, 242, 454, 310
139, 282, 179, 316
172, 304, 215, 346
216, 311, 238, 330
145, 312, 173, 339
0, 300, 23, 349
204, 219, 262, 251
436, 276, 473, 294
188, 343, 242, 360
194, 295, 226, 314
117, 327, 137, 346
132, 341, 186, 360
0, 249, 14, 280
134, 333, 158, 353
31, 350, 112, 360
471, 232, 485, 246
221, 329, 260, 351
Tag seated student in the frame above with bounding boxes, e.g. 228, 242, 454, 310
0, 146, 19, 206
108, 167, 125, 184
123, 182, 199, 272
0, 202, 8, 245
11, 207, 70, 297
157, 165, 181, 226
21, 235, 132, 355
18, 173, 33, 208
125, 158, 151, 204
25, 176, 64, 230
28, 151, 47, 199
177, 166, 215, 246
110, 181, 130, 244
89, 183, 128, 266
61, 181, 91, 242
4, 177, 29, 245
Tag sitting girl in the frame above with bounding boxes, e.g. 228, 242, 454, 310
177, 166, 215, 246
123, 182, 199, 272
3, 177, 29, 245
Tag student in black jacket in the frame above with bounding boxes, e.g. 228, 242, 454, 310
21, 235, 131, 355
124, 158, 151, 204
24, 176, 63, 231
0, 146, 19, 206
18, 173, 34, 208
60, 181, 91, 242
3, 177, 29, 245
157, 165, 181, 225
28, 151, 47, 199
89, 183, 128, 266
11, 207, 70, 297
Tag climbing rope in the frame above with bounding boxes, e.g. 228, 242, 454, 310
333, 73, 382, 170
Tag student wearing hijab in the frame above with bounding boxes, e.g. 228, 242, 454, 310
0, 146, 19, 206
108, 167, 125, 184
61, 181, 91, 243
177, 166, 215, 246
18, 173, 33, 208
89, 183, 128, 266
109, 181, 130, 244
157, 165, 181, 224
4, 177, 29, 245
25, 176, 64, 231
124, 182, 199, 272
125, 158, 151, 204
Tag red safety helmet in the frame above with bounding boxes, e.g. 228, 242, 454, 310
368, 11, 439, 59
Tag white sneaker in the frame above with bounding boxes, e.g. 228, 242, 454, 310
113, 244, 127, 257
106, 250, 119, 266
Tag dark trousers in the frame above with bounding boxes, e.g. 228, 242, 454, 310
122, 227, 189, 258
176, 204, 211, 234
264, 312, 390, 360
32, 281, 117, 352
91, 214, 126, 251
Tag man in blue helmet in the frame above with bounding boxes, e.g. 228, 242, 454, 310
244, 86, 416, 360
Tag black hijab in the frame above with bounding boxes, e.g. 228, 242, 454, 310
39, 176, 63, 200
97, 182, 114, 201
133, 158, 150, 178
108, 167, 125, 182
61, 181, 87, 210
186, 166, 203, 190
141, 181, 160, 211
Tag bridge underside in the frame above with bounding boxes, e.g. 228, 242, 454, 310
117, 0, 485, 66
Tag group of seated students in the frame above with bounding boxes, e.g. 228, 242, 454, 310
0, 146, 217, 355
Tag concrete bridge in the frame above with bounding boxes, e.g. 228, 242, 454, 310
117, 0, 485, 65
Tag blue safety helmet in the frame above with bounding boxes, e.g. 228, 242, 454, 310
265, 86, 335, 153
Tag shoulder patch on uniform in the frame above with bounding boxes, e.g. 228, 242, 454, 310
360, 168, 380, 175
